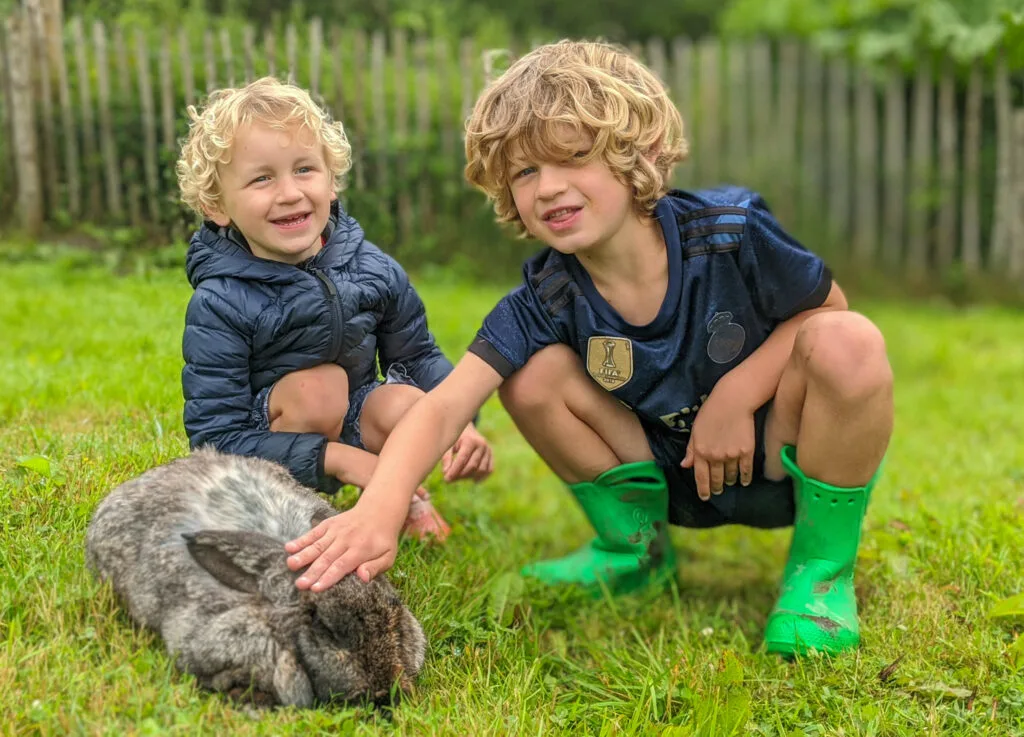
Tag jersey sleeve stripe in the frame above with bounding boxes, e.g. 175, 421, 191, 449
467, 336, 517, 378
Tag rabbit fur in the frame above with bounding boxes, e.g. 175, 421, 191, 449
85, 448, 426, 708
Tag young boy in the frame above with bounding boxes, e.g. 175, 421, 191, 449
176, 77, 493, 538
285, 41, 893, 657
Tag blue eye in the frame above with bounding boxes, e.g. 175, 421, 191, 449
513, 166, 536, 179
296, 166, 313, 174
249, 175, 270, 185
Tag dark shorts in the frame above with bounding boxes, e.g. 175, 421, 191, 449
249, 365, 415, 450
641, 403, 795, 529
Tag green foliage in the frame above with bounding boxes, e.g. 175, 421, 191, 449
62, 0, 729, 43
720, 0, 1024, 69
990, 593, 1024, 619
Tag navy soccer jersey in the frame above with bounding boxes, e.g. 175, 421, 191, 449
468, 187, 832, 438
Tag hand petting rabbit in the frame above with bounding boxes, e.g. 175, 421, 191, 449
85, 448, 426, 708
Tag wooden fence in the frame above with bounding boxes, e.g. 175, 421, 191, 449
1, 6, 1023, 282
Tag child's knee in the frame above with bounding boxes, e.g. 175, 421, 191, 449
499, 344, 579, 412
270, 364, 350, 436
794, 312, 892, 402
362, 383, 423, 430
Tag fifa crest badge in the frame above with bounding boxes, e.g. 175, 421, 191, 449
586, 336, 633, 391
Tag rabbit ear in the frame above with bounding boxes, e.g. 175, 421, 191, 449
310, 507, 336, 528
183, 530, 288, 595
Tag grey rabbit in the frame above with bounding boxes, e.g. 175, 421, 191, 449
85, 448, 426, 708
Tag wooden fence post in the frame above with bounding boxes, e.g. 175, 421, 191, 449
670, 37, 693, 189
263, 26, 275, 78
51, 13, 80, 218
434, 36, 457, 211
991, 52, 1013, 272
695, 38, 721, 186
749, 39, 773, 186
113, 25, 142, 225
220, 27, 234, 88
0, 21, 18, 217
853, 65, 879, 265
203, 29, 216, 92
774, 40, 799, 227
135, 28, 160, 223
6, 11, 43, 235
1011, 110, 1024, 281
458, 36, 478, 209
286, 23, 297, 83
26, 0, 59, 214
881, 62, 906, 272
242, 25, 255, 82
371, 30, 388, 199
960, 62, 982, 274
906, 59, 934, 277
826, 56, 851, 255
799, 46, 825, 243
350, 29, 368, 191
393, 28, 412, 246
159, 35, 175, 153
71, 16, 101, 215
726, 41, 749, 183
179, 27, 195, 107
93, 20, 124, 219
934, 60, 958, 273
414, 35, 434, 233
309, 17, 322, 97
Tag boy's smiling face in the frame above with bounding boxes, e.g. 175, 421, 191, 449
208, 122, 336, 264
506, 129, 641, 257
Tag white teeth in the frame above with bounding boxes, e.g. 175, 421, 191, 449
546, 208, 575, 220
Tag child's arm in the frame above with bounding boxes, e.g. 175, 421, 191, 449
376, 256, 454, 390
683, 281, 847, 499
285, 352, 503, 590
376, 256, 492, 480
183, 289, 335, 492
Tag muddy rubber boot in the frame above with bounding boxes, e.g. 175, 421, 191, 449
520, 461, 676, 596
763, 445, 881, 656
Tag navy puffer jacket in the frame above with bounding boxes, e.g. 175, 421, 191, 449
181, 201, 454, 492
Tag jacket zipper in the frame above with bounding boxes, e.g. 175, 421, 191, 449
308, 266, 343, 361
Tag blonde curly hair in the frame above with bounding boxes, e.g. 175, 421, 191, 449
464, 40, 688, 236
176, 77, 352, 217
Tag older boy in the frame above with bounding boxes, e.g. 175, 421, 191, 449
176, 77, 493, 538
286, 42, 893, 657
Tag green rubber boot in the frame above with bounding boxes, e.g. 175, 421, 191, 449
521, 461, 676, 596
763, 445, 881, 657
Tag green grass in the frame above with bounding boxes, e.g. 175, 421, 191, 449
1, 259, 1023, 736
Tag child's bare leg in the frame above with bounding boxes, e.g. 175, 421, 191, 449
268, 364, 350, 437
761, 310, 893, 656
763, 310, 893, 483
498, 344, 654, 482
360, 383, 452, 541
500, 344, 672, 595
358, 384, 425, 453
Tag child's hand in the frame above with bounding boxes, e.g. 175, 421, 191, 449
441, 423, 493, 482
681, 389, 756, 501
285, 501, 405, 590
